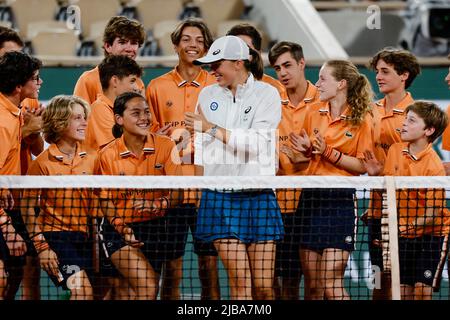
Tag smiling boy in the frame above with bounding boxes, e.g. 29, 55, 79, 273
363, 101, 449, 300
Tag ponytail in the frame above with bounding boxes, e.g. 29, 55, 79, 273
245, 48, 264, 80
326, 60, 373, 126
346, 73, 373, 126
112, 123, 123, 138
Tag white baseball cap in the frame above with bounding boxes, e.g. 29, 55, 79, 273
194, 35, 250, 65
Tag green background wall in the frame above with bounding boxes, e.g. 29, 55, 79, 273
39, 66, 450, 101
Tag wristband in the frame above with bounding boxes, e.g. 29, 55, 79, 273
35, 241, 50, 254
32, 233, 49, 254
322, 144, 343, 165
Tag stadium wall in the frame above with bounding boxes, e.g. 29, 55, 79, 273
39, 66, 450, 101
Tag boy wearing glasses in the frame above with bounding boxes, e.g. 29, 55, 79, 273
0, 51, 42, 300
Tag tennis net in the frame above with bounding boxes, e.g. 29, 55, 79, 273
0, 175, 448, 300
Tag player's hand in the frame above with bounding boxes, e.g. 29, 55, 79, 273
312, 132, 326, 154
185, 107, 212, 134
133, 199, 157, 214
280, 144, 304, 164
4, 231, 26, 256
443, 162, 450, 176
156, 123, 171, 137
0, 189, 14, 210
362, 150, 383, 176
39, 248, 60, 277
174, 134, 190, 152
22, 106, 43, 138
290, 129, 311, 154
133, 199, 166, 219
122, 226, 144, 248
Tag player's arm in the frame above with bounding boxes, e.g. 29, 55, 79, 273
0, 128, 16, 209
362, 150, 384, 176
0, 209, 26, 257
20, 192, 60, 276
99, 198, 143, 248
313, 132, 366, 174
22, 159, 62, 276
22, 105, 44, 156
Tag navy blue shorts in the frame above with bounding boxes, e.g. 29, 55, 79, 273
43, 231, 93, 290
161, 206, 190, 259
399, 235, 447, 287
196, 189, 284, 244
96, 218, 121, 278
183, 204, 218, 257
295, 188, 356, 252
100, 214, 183, 275
275, 213, 302, 278
367, 218, 384, 272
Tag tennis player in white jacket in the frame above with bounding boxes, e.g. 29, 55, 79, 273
185, 35, 284, 300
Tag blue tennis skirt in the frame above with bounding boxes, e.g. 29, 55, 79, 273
196, 189, 284, 244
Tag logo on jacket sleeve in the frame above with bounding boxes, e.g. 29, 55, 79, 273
210, 102, 219, 111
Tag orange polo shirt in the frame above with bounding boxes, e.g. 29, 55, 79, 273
146, 68, 215, 204
441, 104, 450, 151
372, 92, 414, 164
0, 93, 22, 176
276, 81, 322, 213
24, 143, 97, 234
262, 73, 287, 100
74, 66, 145, 105
303, 102, 374, 176
146, 67, 215, 136
20, 98, 40, 175
85, 93, 115, 151
97, 133, 181, 224
383, 142, 450, 238
367, 93, 414, 219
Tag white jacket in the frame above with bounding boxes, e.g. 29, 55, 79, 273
194, 73, 281, 176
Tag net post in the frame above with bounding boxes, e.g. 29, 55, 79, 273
384, 176, 401, 300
